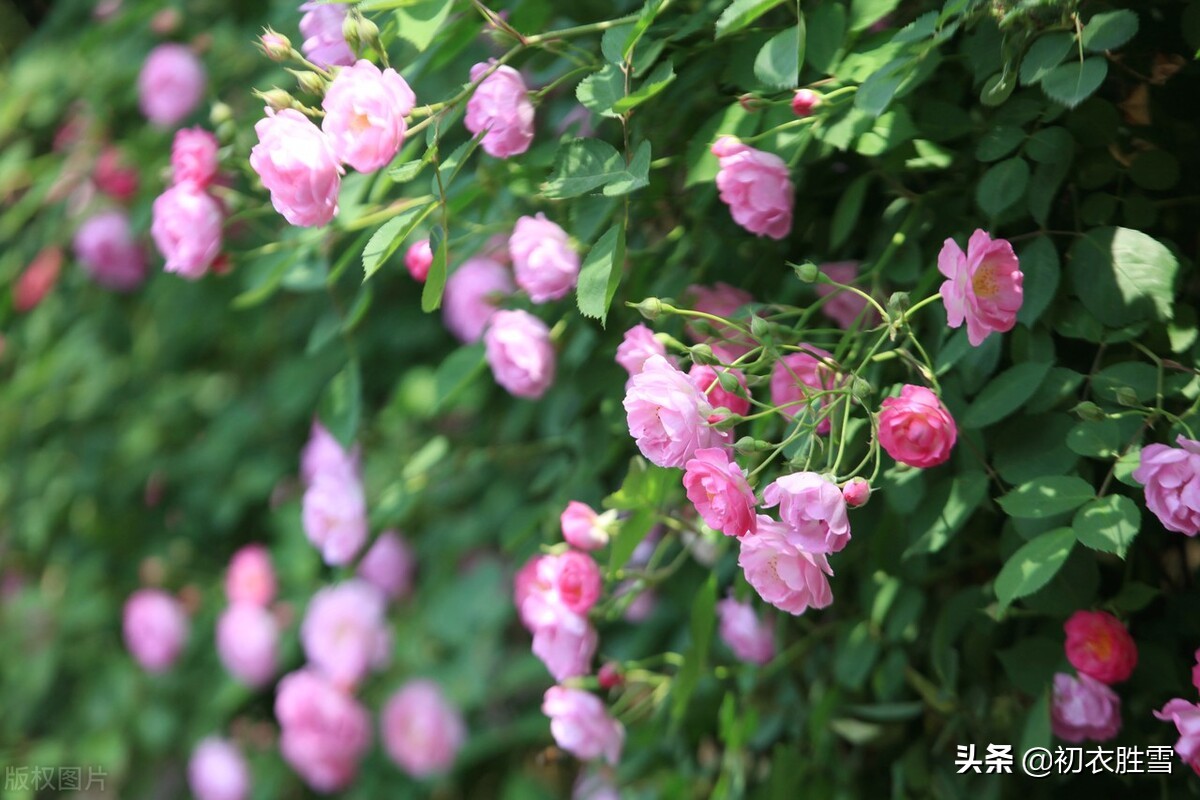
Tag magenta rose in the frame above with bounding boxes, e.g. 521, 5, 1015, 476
717, 596, 775, 665
405, 239, 433, 282
151, 182, 222, 279
250, 108, 343, 228
74, 210, 147, 291
542, 686, 625, 765
1063, 610, 1137, 685
322, 60, 416, 173
357, 530, 416, 602
1132, 435, 1200, 535
442, 256, 514, 342
938, 229, 1023, 347
188, 737, 250, 800
123, 588, 189, 672
382, 680, 466, 778
484, 309, 556, 399
300, 580, 391, 689
769, 347, 839, 432
465, 61, 535, 158
216, 602, 279, 688
1051, 672, 1121, 743
624, 355, 730, 469
171, 127, 220, 188
509, 213, 579, 303
761, 472, 850, 554
683, 448, 757, 537
298, 1, 355, 68
791, 89, 821, 117
738, 516, 834, 615
275, 668, 371, 792
138, 43, 206, 128
842, 477, 871, 508
877, 384, 957, 468
711, 136, 794, 240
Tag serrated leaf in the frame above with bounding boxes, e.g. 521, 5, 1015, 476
753, 22, 804, 89
1016, 235, 1060, 326
612, 60, 675, 113
1067, 227, 1179, 326
1081, 10, 1138, 52
576, 224, 626, 325
715, 0, 788, 39
855, 58, 908, 116
1040, 58, 1108, 108
995, 528, 1075, 612
1019, 33, 1073, 85
962, 361, 1051, 428
420, 226, 448, 312
1073, 495, 1140, 557
997, 476, 1095, 519
394, 0, 454, 53
976, 156, 1030, 217
542, 139, 651, 199
362, 203, 436, 281
624, 0, 665, 60
577, 65, 625, 118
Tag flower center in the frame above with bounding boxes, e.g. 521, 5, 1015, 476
350, 112, 371, 134
972, 263, 999, 299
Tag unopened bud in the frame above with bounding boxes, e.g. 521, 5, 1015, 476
842, 477, 871, 507
257, 88, 296, 112
598, 662, 623, 689
1072, 401, 1106, 421
791, 88, 822, 117
632, 297, 667, 321
342, 13, 361, 50
1114, 387, 1139, 407
851, 377, 873, 401
210, 101, 233, 127
356, 15, 381, 46
750, 315, 770, 341
738, 93, 763, 113
734, 436, 771, 454
887, 291, 910, 317
793, 261, 819, 283
260, 29, 292, 61
289, 69, 327, 95
690, 343, 717, 365
715, 369, 741, 393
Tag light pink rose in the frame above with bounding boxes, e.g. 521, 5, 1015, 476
405, 239, 433, 282
300, 580, 391, 689
877, 384, 957, 468
216, 603, 279, 688
357, 530, 415, 602
560, 501, 610, 551
761, 472, 850, 554
298, 1, 355, 68
171, 127, 220, 188
123, 588, 189, 672
624, 355, 730, 469
521, 551, 603, 623
1051, 672, 1121, 743
938, 229, 1023, 347
225, 544, 276, 606
542, 687, 625, 765
484, 309, 556, 399
465, 61, 535, 158
249, 108, 343, 228
1156, 698, 1200, 773
531, 603, 598, 681
381, 680, 466, 777
74, 210, 147, 291
1132, 435, 1200, 535
817, 261, 880, 329
616, 324, 666, 377
301, 466, 368, 565
842, 478, 871, 508
769, 348, 839, 432
683, 448, 757, 537
300, 420, 360, 486
514, 554, 547, 631
738, 515, 834, 615
1063, 610, 1137, 685
509, 213, 579, 303
711, 136, 794, 240
683, 283, 756, 361
321, 60, 416, 173
275, 668, 372, 792
188, 737, 250, 800
151, 182, 222, 279
688, 364, 751, 420
138, 44, 206, 128
791, 89, 821, 117
442, 256, 513, 342
717, 596, 775, 665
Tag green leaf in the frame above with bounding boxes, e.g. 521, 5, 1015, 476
753, 22, 804, 89
362, 203, 436, 281
849, 0, 900, 32
317, 361, 362, 448
1019, 33, 1073, 85
434, 344, 486, 410
576, 65, 625, 119
542, 139, 650, 199
1081, 9, 1139, 53
997, 476, 1095, 519
1109, 581, 1159, 612
611, 60, 675, 113
609, 508, 655, 573
603, 140, 652, 196
1073, 495, 1140, 557
961, 361, 1051, 429
715, 0, 788, 39
806, 2, 846, 73
830, 174, 870, 250
855, 58, 908, 117
420, 226, 448, 312
394, 0, 454, 53
672, 573, 717, 720
1040, 58, 1108, 108
995, 528, 1076, 612
1016, 236, 1060, 326
1067, 227, 1179, 326
624, 0, 666, 60
1129, 150, 1181, 191
576, 224, 626, 325
1066, 419, 1122, 458
903, 472, 988, 557
980, 70, 1016, 107
1024, 126, 1074, 164
975, 125, 1025, 162
976, 156, 1030, 217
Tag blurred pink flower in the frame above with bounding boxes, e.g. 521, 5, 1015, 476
442, 257, 513, 343
93, 147, 139, 202
300, 580, 391, 689
1156, 697, 1200, 774
300, 420, 360, 486
188, 737, 250, 800
616, 324, 666, 378
357, 530, 416, 602
938, 229, 1023, 347
322, 60, 416, 173
381, 680, 466, 777
301, 466, 368, 565
138, 44, 206, 128
299, 1, 355, 68
509, 213, 579, 303
817, 261, 879, 329
152, 182, 223, 279
14, 247, 62, 313
532, 604, 598, 681
484, 309, 556, 399
74, 210, 147, 291
171, 128, 220, 188
225, 544, 276, 607
276, 668, 372, 792
123, 588, 189, 672
560, 501, 610, 551
683, 282, 756, 361
405, 239, 433, 282
542, 686, 624, 764
769, 348, 839, 432
1052, 672, 1121, 743
217, 603, 279, 687
717, 596, 775, 665
465, 61, 535, 158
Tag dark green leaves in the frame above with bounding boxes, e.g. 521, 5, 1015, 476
715, 0, 788, 39
1081, 10, 1139, 53
1019, 33, 1072, 86
753, 22, 804, 89
542, 139, 651, 199
995, 528, 1076, 612
997, 476, 1095, 519
1068, 227, 1179, 326
976, 157, 1029, 217
1040, 58, 1108, 108
576, 224, 626, 325
961, 361, 1051, 429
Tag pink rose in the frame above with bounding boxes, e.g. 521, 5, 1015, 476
225, 544, 276, 607
531, 603, 598, 681
769, 348, 839, 432
442, 256, 513, 342
138, 44, 206, 128
275, 668, 371, 792
877, 384, 957, 468
509, 213, 579, 303
322, 60, 416, 173
151, 182, 223, 279
1063, 610, 1137, 685
514, 554, 547, 631
216, 602, 279, 688
405, 239, 433, 282
1155, 698, 1200, 773
484, 309, 556, 399
624, 355, 730, 469
817, 261, 880, 329
301, 466, 368, 565
1051, 672, 1121, 743
683, 283, 756, 361
188, 737, 250, 800
300, 580, 391, 689
171, 127, 220, 188
298, 1, 355, 68
74, 210, 147, 291
761, 472, 850, 554
842, 477, 871, 508
688, 364, 751, 420
717, 596, 775, 665
520, 551, 602, 623
791, 89, 821, 117
249, 108, 343, 228
683, 448, 757, 537
1132, 435, 1200, 535
560, 501, 610, 551
938, 229, 1023, 347
381, 680, 466, 777
616, 324, 666, 377
300, 420, 360, 486
555, 551, 602, 615
93, 147, 139, 202
542, 686, 625, 765
711, 136, 793, 240
738, 515, 834, 615
123, 588, 189, 672
357, 530, 415, 601
465, 61, 535, 158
